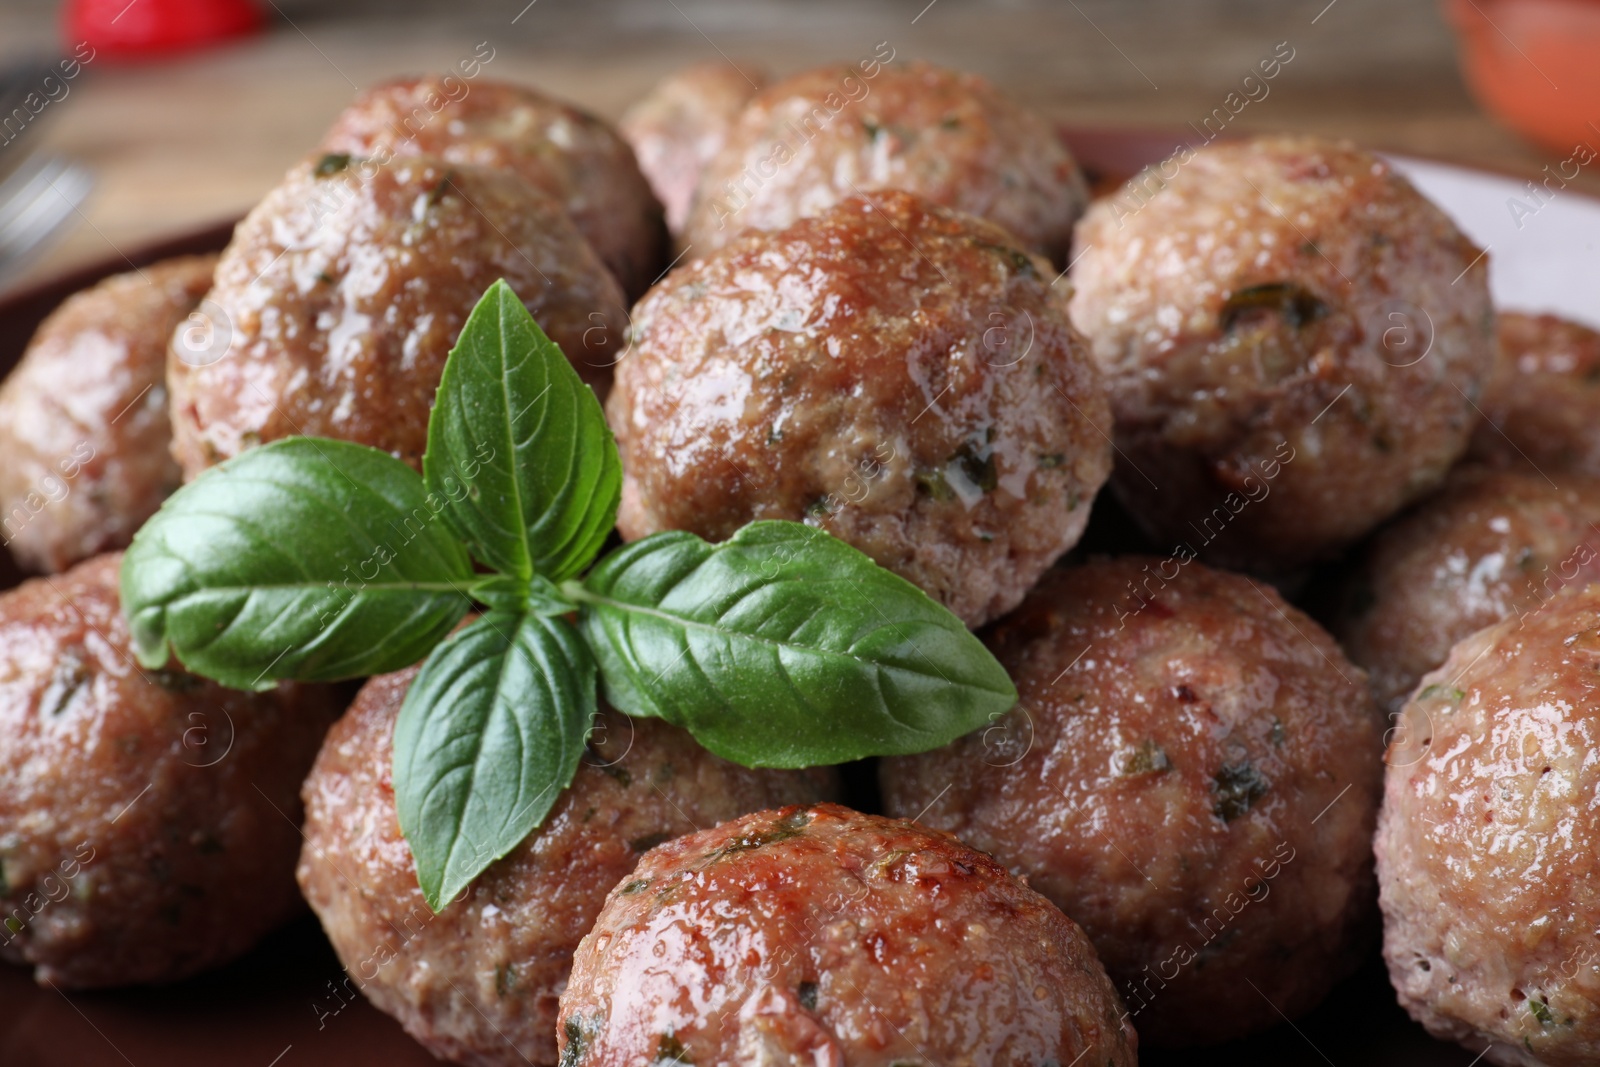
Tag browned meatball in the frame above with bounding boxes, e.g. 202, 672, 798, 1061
1335, 464, 1600, 717
1070, 136, 1494, 570
685, 60, 1089, 265
620, 60, 767, 237
882, 557, 1382, 1047
558, 803, 1136, 1067
320, 75, 666, 299
1470, 311, 1600, 475
297, 667, 836, 1067
609, 191, 1111, 628
0, 256, 213, 573
1378, 583, 1600, 1065
0, 553, 338, 988
167, 155, 626, 478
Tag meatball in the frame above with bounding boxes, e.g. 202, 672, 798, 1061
1335, 464, 1600, 716
620, 60, 767, 237
297, 667, 835, 1067
319, 75, 666, 299
609, 190, 1112, 628
1470, 311, 1600, 475
0, 553, 338, 988
558, 802, 1136, 1067
1377, 583, 1600, 1066
882, 557, 1382, 1046
0, 255, 213, 573
684, 60, 1089, 265
167, 154, 627, 478
1070, 136, 1494, 570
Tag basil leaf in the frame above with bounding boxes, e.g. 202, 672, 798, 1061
570, 521, 1017, 767
393, 611, 595, 911
467, 574, 577, 617
423, 279, 620, 583
121, 437, 474, 690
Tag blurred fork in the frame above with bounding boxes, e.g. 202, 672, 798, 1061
0, 154, 94, 289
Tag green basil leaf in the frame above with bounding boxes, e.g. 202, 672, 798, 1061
393, 611, 595, 911
570, 520, 1017, 767
423, 279, 620, 583
467, 574, 576, 617
121, 437, 474, 690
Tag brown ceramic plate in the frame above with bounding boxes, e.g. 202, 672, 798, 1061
0, 131, 1489, 1067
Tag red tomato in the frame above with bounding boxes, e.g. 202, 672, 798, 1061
64, 0, 265, 59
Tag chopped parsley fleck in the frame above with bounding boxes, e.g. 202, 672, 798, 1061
1219, 283, 1328, 332
561, 1014, 602, 1067
1418, 684, 1465, 703
1530, 997, 1554, 1026
699, 810, 811, 865
1120, 739, 1171, 776
313, 153, 351, 177
655, 1033, 692, 1063
1212, 761, 1270, 822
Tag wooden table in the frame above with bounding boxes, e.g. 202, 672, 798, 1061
0, 0, 1588, 291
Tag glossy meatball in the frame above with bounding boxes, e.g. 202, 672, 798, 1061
0, 553, 338, 988
0, 256, 213, 573
609, 191, 1112, 628
620, 60, 767, 237
1335, 464, 1600, 716
168, 155, 626, 478
1470, 311, 1600, 475
684, 60, 1089, 264
320, 75, 665, 299
1378, 583, 1600, 1066
558, 803, 1136, 1067
298, 668, 835, 1067
882, 557, 1382, 1046
1070, 136, 1494, 570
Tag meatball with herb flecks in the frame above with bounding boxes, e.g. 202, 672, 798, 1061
620, 59, 767, 238
685, 59, 1089, 264
320, 75, 666, 299
1070, 136, 1494, 570
882, 556, 1383, 1047
1334, 464, 1600, 717
609, 190, 1112, 628
0, 255, 214, 573
1378, 582, 1600, 1066
558, 802, 1137, 1067
297, 667, 836, 1067
0, 553, 339, 988
167, 154, 627, 478
1470, 311, 1600, 475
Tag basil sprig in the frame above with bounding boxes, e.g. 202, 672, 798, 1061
121, 280, 1016, 910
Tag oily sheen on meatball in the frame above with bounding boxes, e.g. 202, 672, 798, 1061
0, 255, 213, 573
882, 556, 1383, 1046
320, 75, 666, 299
0, 553, 338, 988
1470, 311, 1600, 476
167, 154, 627, 478
1070, 136, 1494, 570
1335, 464, 1600, 716
297, 668, 835, 1067
1378, 583, 1600, 1066
558, 803, 1137, 1067
609, 190, 1112, 628
685, 60, 1088, 264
